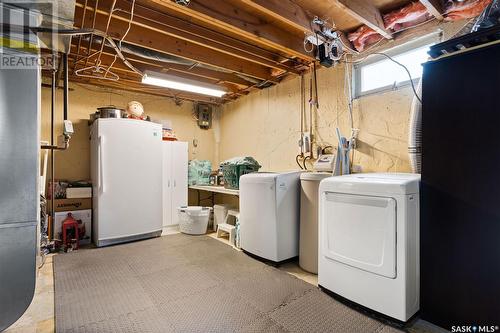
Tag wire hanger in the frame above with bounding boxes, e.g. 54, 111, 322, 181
74, 59, 120, 81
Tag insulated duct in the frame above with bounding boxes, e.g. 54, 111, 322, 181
408, 79, 422, 173
120, 42, 269, 87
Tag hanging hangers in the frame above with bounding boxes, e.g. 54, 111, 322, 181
74, 60, 120, 81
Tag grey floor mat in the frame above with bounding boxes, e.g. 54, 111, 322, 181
54, 234, 403, 333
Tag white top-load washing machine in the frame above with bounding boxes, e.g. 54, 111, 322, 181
239, 171, 303, 264
318, 173, 420, 322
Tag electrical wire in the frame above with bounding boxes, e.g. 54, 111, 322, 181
373, 52, 422, 104
296, 155, 304, 170
106, 0, 136, 77
303, 155, 312, 170
321, 146, 333, 154
341, 51, 422, 104
96, 0, 117, 66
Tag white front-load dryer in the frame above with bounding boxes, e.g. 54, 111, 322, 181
239, 171, 303, 264
318, 173, 420, 322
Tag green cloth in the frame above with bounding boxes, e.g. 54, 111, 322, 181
220, 156, 260, 167
188, 160, 212, 186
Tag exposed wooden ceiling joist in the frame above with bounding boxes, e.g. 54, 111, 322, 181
68, 52, 244, 95
239, 0, 314, 34
73, 4, 277, 81
331, 0, 392, 38
145, 0, 315, 61
69, 74, 229, 104
70, 43, 254, 88
61, 0, 446, 104
418, 0, 444, 20
78, 0, 302, 75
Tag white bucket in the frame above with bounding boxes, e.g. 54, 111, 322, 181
178, 206, 210, 235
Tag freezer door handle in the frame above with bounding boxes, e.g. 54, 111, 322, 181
98, 136, 105, 193
174, 180, 176, 187
168, 180, 171, 187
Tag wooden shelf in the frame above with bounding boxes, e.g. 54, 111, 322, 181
189, 185, 240, 196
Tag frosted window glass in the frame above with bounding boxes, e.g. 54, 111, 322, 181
360, 45, 431, 93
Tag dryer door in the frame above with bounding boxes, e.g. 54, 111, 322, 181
322, 192, 397, 278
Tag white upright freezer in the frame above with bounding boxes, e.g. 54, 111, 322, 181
91, 118, 163, 247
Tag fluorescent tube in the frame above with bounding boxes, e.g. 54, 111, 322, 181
142, 71, 226, 97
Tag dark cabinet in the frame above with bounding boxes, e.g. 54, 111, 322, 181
421, 42, 500, 329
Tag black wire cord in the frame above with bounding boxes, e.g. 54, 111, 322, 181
303, 155, 312, 170
321, 146, 333, 154
372, 52, 423, 104
341, 52, 423, 104
296, 155, 304, 170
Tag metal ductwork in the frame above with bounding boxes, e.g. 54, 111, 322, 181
4, 0, 76, 52
0, 14, 40, 331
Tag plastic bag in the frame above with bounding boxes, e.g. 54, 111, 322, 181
472, 0, 499, 31
444, 0, 493, 21
188, 160, 212, 186
220, 156, 261, 167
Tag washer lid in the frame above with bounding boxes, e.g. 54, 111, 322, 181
300, 172, 332, 181
240, 172, 278, 184
321, 173, 420, 195
240, 171, 303, 184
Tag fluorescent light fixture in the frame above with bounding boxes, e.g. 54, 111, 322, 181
142, 71, 226, 97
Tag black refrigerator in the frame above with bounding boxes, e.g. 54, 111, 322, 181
421, 40, 500, 329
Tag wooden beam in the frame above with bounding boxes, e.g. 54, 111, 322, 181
146, 0, 314, 61
418, 0, 444, 20
334, 0, 392, 39
68, 52, 244, 94
67, 75, 229, 104
69, 43, 253, 87
352, 19, 442, 58
74, 5, 274, 81
77, 0, 300, 74
239, 0, 313, 34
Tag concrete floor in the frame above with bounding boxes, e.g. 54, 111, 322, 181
5, 232, 447, 333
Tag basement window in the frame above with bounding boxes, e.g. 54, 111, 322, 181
353, 36, 438, 98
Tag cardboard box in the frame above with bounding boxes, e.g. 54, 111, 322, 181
54, 209, 92, 245
66, 187, 92, 199
47, 198, 92, 213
